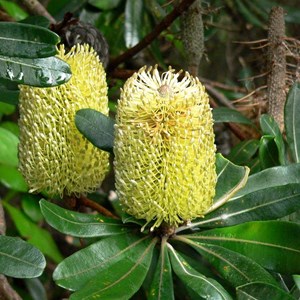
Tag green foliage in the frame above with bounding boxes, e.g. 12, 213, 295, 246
3, 202, 63, 263
213, 153, 249, 209
0, 235, 45, 278
54, 234, 157, 299
0, 22, 71, 106
0, 22, 59, 58
169, 244, 232, 299
148, 239, 174, 300
75, 108, 115, 154
0, 127, 18, 167
190, 221, 300, 274
38, 153, 300, 298
213, 107, 255, 126
1, 1, 300, 299
285, 83, 300, 163
40, 199, 133, 237
236, 282, 295, 300
0, 0, 28, 21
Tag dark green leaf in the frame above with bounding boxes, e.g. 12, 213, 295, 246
237, 282, 294, 300
53, 234, 156, 291
189, 221, 300, 274
0, 121, 20, 137
285, 82, 300, 163
175, 236, 276, 288
259, 135, 280, 169
285, 7, 300, 24
109, 195, 147, 226
88, 0, 122, 10
0, 22, 59, 58
0, 1, 28, 21
22, 194, 43, 222
48, 0, 87, 20
213, 107, 254, 126
294, 275, 300, 290
0, 127, 18, 167
124, 0, 143, 48
233, 163, 300, 199
145, 0, 166, 20
3, 202, 63, 263
75, 108, 115, 153
0, 235, 45, 278
207, 154, 249, 214
40, 199, 132, 237
0, 77, 19, 104
168, 244, 232, 299
24, 278, 47, 300
247, 157, 261, 174
148, 238, 174, 300
0, 165, 28, 192
236, 0, 264, 27
0, 55, 71, 87
0, 86, 19, 105
0, 101, 15, 115
20, 16, 51, 28
260, 114, 286, 165
192, 183, 300, 228
70, 236, 157, 300
227, 139, 259, 165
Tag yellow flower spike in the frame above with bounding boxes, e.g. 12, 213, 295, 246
114, 66, 216, 230
18, 44, 109, 197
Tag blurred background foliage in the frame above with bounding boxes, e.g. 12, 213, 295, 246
0, 0, 300, 299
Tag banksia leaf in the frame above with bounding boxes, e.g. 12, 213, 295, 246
114, 66, 216, 229
18, 44, 109, 197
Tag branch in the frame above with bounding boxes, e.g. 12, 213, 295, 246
0, 276, 22, 300
108, 0, 197, 71
19, 0, 56, 23
0, 9, 15, 21
77, 196, 119, 219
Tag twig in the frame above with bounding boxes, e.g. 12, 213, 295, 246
232, 85, 267, 103
233, 39, 268, 44
198, 76, 247, 93
0, 276, 22, 300
77, 195, 119, 219
205, 83, 235, 109
0, 201, 5, 235
108, 0, 197, 71
204, 21, 239, 32
19, 0, 56, 23
0, 9, 15, 21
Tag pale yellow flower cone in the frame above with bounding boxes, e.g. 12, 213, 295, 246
114, 66, 216, 229
18, 44, 109, 197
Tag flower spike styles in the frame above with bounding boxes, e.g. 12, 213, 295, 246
19, 44, 109, 197
114, 66, 216, 230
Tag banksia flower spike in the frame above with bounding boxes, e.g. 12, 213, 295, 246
19, 44, 109, 197
114, 66, 216, 229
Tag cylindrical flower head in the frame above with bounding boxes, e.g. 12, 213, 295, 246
114, 66, 216, 229
19, 44, 109, 197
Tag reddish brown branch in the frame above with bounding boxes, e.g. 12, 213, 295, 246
78, 195, 119, 219
108, 0, 197, 72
